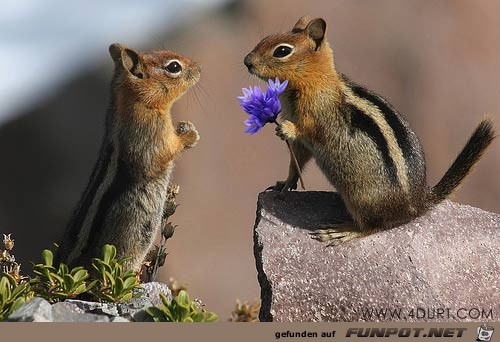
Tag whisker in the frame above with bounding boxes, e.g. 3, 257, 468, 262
190, 88, 200, 108
194, 85, 205, 107
186, 88, 193, 112
196, 82, 210, 98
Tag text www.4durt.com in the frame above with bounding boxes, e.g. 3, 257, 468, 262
358, 307, 494, 320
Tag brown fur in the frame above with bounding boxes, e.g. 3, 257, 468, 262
244, 17, 495, 242
110, 44, 200, 172
56, 44, 200, 270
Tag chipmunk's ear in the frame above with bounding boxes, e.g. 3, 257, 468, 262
292, 16, 311, 32
109, 43, 144, 79
305, 18, 327, 50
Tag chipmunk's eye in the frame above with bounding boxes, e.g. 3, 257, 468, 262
273, 44, 294, 58
164, 60, 182, 75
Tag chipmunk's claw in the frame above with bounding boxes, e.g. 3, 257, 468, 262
309, 223, 362, 246
267, 180, 297, 192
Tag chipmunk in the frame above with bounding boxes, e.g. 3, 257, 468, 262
244, 16, 495, 245
56, 43, 200, 270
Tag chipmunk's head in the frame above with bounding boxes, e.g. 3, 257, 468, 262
244, 17, 335, 87
109, 43, 200, 110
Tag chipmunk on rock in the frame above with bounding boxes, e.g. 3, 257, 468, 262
244, 16, 495, 245
56, 43, 200, 270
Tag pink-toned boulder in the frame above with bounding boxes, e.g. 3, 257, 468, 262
254, 191, 500, 322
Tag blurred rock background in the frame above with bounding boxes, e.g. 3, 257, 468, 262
1, 0, 499, 318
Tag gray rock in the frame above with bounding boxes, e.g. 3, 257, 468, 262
65, 299, 120, 317
7, 297, 53, 322
254, 191, 500, 322
52, 302, 110, 322
63, 282, 172, 321
128, 282, 172, 321
138, 282, 172, 306
6, 283, 172, 322
110, 316, 131, 322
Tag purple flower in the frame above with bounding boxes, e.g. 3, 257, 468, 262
238, 78, 288, 134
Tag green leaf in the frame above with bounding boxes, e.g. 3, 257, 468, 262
114, 277, 124, 297
94, 262, 113, 278
71, 269, 88, 283
50, 273, 65, 285
58, 263, 69, 276
34, 267, 52, 282
173, 301, 190, 322
10, 297, 26, 314
103, 293, 116, 302
114, 264, 122, 279
63, 274, 75, 291
11, 281, 29, 298
204, 312, 218, 322
120, 292, 132, 302
159, 293, 170, 306
2, 284, 11, 300
70, 266, 85, 274
122, 270, 136, 279
116, 256, 131, 265
145, 307, 168, 322
2, 273, 18, 287
41, 249, 53, 267
183, 316, 194, 322
191, 312, 205, 322
102, 244, 116, 264
86, 280, 99, 292
175, 290, 190, 308
161, 307, 175, 322
104, 271, 116, 287
0, 278, 10, 301
74, 283, 87, 295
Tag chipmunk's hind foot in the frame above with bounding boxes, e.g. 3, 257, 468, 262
310, 223, 363, 247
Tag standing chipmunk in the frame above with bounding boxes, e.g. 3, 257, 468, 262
244, 17, 495, 244
56, 43, 200, 270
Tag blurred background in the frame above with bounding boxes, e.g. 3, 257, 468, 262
1, 0, 499, 318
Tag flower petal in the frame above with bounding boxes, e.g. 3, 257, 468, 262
238, 79, 289, 133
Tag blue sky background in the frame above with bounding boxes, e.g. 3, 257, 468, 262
0, 0, 226, 124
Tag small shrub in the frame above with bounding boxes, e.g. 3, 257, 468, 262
31, 249, 95, 303
145, 290, 218, 322
88, 244, 141, 302
0, 273, 33, 321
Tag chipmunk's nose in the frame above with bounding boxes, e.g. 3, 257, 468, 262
244, 54, 254, 71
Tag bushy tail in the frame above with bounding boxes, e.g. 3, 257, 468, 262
430, 119, 495, 204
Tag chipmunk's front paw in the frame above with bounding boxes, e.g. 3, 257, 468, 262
177, 121, 200, 148
275, 120, 297, 141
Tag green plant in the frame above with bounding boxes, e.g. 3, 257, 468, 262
31, 249, 94, 303
145, 290, 218, 322
89, 244, 141, 302
0, 273, 33, 321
